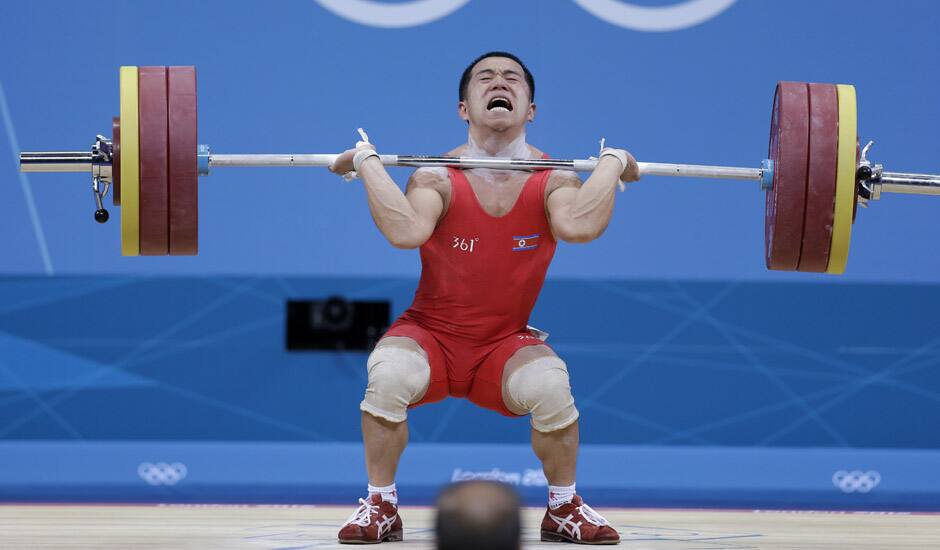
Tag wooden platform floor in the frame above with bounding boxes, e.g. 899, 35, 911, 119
2, 504, 938, 549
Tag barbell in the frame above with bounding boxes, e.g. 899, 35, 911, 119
19, 66, 940, 273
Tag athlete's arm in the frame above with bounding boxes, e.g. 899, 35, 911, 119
545, 150, 638, 243
357, 158, 445, 249
331, 145, 444, 249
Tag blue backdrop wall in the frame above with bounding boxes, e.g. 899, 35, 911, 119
2, 1, 940, 510
1, 276, 939, 509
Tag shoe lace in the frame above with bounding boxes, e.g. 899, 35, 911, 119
578, 503, 609, 526
343, 498, 378, 527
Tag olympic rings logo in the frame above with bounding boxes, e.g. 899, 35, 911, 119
138, 462, 188, 486
314, 0, 737, 31
832, 470, 881, 494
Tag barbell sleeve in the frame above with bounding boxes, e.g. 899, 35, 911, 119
20, 151, 94, 172
879, 172, 940, 196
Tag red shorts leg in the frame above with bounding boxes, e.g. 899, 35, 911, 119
382, 320, 449, 408
467, 330, 550, 417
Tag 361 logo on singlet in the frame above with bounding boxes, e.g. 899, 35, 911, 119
453, 236, 479, 253
512, 233, 540, 252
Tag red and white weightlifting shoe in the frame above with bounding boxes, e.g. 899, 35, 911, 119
338, 493, 403, 544
541, 495, 620, 545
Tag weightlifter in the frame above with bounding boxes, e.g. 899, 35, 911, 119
329, 51, 639, 545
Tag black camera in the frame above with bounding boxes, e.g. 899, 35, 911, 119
286, 296, 390, 351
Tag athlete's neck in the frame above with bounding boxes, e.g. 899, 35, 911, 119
465, 129, 531, 159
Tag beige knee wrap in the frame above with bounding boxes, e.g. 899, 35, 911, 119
359, 345, 431, 423
504, 356, 579, 432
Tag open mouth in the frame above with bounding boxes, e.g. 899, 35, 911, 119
486, 97, 513, 112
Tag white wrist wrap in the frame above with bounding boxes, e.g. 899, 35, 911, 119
599, 148, 629, 191
353, 148, 380, 172
600, 148, 628, 173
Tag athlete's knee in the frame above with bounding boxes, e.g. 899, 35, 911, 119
504, 356, 579, 433
360, 345, 431, 423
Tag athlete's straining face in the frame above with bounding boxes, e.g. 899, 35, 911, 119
458, 56, 535, 133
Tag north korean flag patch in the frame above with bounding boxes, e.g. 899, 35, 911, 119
512, 233, 540, 251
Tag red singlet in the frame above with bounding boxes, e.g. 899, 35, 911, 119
384, 161, 557, 416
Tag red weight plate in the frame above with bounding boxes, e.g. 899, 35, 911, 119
167, 66, 198, 255
797, 83, 838, 272
112, 117, 121, 206
765, 82, 810, 271
138, 66, 169, 255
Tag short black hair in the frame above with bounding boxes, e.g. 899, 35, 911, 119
458, 51, 535, 103
436, 481, 521, 550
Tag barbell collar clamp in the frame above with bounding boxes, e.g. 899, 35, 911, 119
198, 144, 210, 176
761, 159, 775, 190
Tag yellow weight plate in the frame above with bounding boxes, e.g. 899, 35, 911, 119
827, 84, 857, 274
119, 66, 140, 256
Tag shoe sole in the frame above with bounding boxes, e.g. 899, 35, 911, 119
541, 529, 619, 545
338, 529, 403, 544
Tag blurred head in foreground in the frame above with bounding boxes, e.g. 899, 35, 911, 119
436, 481, 522, 550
